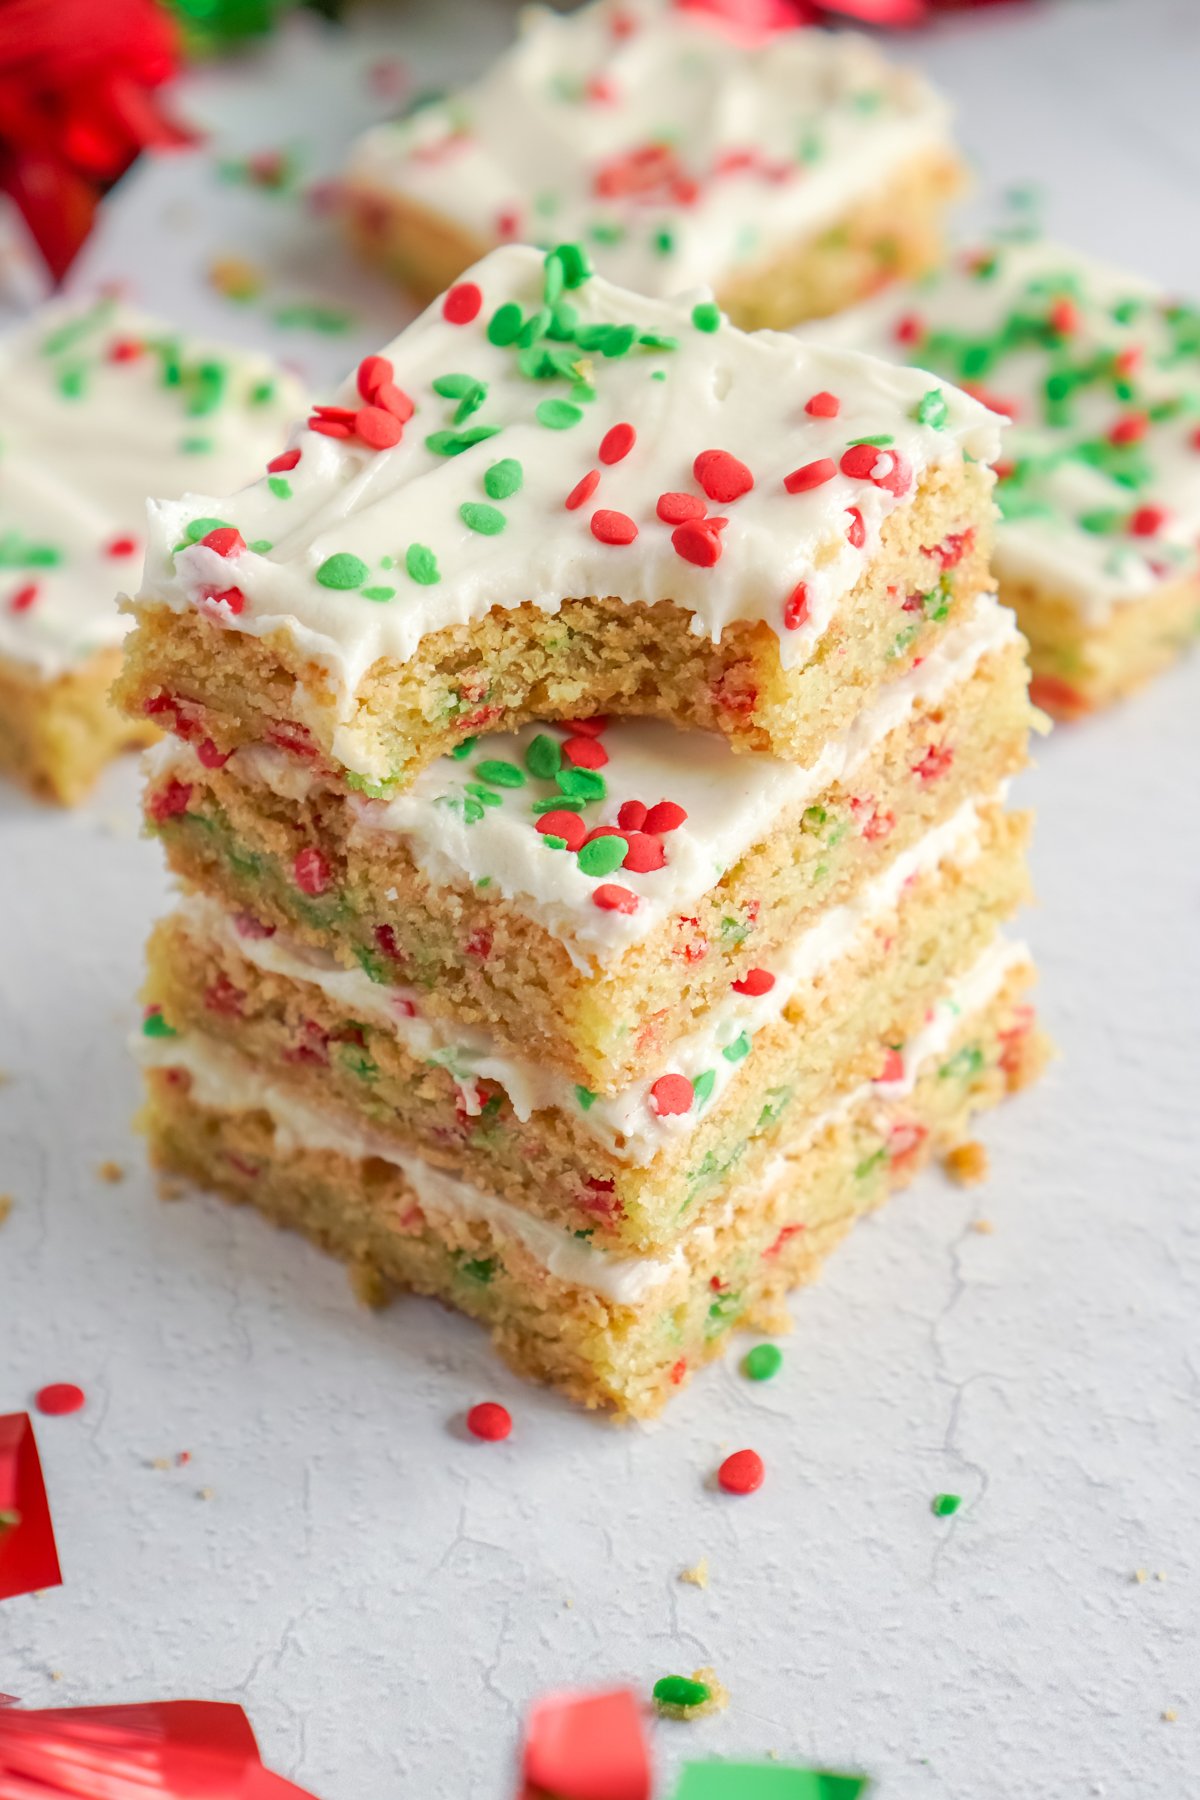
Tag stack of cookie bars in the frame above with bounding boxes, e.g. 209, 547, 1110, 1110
117, 243, 1047, 1415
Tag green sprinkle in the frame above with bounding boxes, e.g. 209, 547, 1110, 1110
433, 372, 481, 398
692, 1069, 716, 1108
406, 543, 440, 585
639, 331, 678, 352
180, 436, 214, 455
915, 389, 949, 428
556, 766, 606, 802
543, 835, 568, 851
575, 1085, 597, 1111
848, 434, 894, 447
267, 476, 292, 500
316, 552, 368, 590
525, 734, 562, 779
487, 302, 524, 346
484, 458, 523, 500
532, 794, 583, 814
599, 324, 636, 358
744, 1343, 782, 1382
552, 241, 592, 288
460, 501, 506, 536
543, 249, 566, 306
653, 226, 675, 256
577, 835, 626, 877
450, 737, 476, 761
460, 1256, 497, 1284
425, 425, 501, 456
142, 1010, 177, 1039
360, 586, 395, 602
58, 365, 87, 399
475, 759, 525, 788
653, 1676, 711, 1712
1079, 507, 1123, 535
250, 379, 276, 405
691, 300, 721, 334
463, 783, 502, 809
536, 397, 583, 430
722, 1032, 751, 1063
931, 1492, 962, 1517
674, 1763, 867, 1799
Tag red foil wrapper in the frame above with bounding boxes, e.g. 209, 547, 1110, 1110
0, 0, 193, 281
0, 1701, 322, 1799
0, 1413, 62, 1603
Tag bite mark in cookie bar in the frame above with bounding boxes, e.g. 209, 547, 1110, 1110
115, 243, 1001, 790
137, 942, 1047, 1416
342, 0, 963, 326
0, 296, 305, 802
808, 237, 1200, 712
140, 595, 1032, 1091
144, 794, 1029, 1253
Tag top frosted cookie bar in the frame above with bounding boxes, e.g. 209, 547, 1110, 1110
343, 0, 962, 327
118, 243, 1000, 795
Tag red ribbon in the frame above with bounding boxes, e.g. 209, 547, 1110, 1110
0, 0, 193, 281
0, 1414, 62, 1603
0, 1701, 322, 1799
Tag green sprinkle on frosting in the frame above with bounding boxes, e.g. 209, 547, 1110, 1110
536, 397, 583, 430
484, 458, 523, 499
475, 759, 525, 789
460, 501, 506, 536
744, 1343, 782, 1382
406, 543, 440, 585
577, 835, 626, 877
691, 300, 721, 333
316, 552, 367, 590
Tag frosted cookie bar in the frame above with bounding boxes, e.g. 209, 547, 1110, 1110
115, 244, 1001, 795
137, 940, 1046, 1416
808, 239, 1200, 715
138, 594, 1034, 1093
343, 0, 964, 330
0, 297, 305, 803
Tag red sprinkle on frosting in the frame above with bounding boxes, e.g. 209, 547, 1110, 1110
656, 491, 706, 524
562, 735, 609, 770
200, 527, 245, 558
693, 448, 754, 503
591, 509, 638, 545
622, 832, 666, 873
443, 282, 483, 324
536, 811, 587, 851
805, 390, 840, 417
671, 518, 723, 566
845, 506, 866, 549
783, 582, 809, 630
650, 1073, 693, 1116
267, 448, 300, 473
599, 422, 636, 465
355, 405, 404, 449
784, 457, 836, 493
592, 884, 639, 913
732, 968, 775, 996
35, 1384, 85, 1417
643, 800, 687, 833
565, 469, 601, 511
617, 800, 648, 830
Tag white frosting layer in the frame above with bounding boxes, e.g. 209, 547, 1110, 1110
804, 238, 1200, 620
0, 297, 305, 678
135, 241, 999, 783
346, 0, 955, 297
135, 933, 1028, 1305
178, 784, 998, 1165
156, 591, 1016, 967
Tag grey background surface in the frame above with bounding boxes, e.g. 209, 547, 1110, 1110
1, 3, 1197, 1795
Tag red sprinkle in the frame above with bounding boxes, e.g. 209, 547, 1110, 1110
913, 744, 953, 781
693, 448, 754, 504
643, 800, 687, 834
560, 715, 609, 736
784, 457, 836, 494
267, 448, 300, 473
894, 313, 923, 346
877, 1047, 905, 1083
196, 738, 231, 770
591, 509, 638, 545
845, 506, 866, 549
718, 1447, 764, 1495
200, 527, 245, 558
592, 884, 639, 913
672, 518, 723, 566
105, 535, 138, 558
563, 735, 609, 770
293, 847, 331, 896
599, 422, 636, 465
782, 582, 809, 630
309, 418, 353, 439
650, 1073, 693, 1116
565, 469, 601, 511
536, 811, 587, 851
146, 778, 192, 824
805, 390, 840, 418
356, 405, 404, 449
356, 353, 394, 401
443, 281, 483, 324
1129, 505, 1166, 536
732, 968, 774, 996
622, 831, 666, 873
1049, 296, 1079, 335
840, 444, 880, 480
10, 583, 39, 613
656, 491, 706, 524
1108, 413, 1148, 447
375, 382, 415, 422
466, 1401, 511, 1441
35, 1384, 85, 1417
208, 586, 246, 616
617, 800, 648, 830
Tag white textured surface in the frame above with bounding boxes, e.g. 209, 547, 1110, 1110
1, 4, 1198, 1797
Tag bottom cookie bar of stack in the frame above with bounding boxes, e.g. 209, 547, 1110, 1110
137, 939, 1046, 1417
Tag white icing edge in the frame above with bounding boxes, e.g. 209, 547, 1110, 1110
134, 933, 1028, 1305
